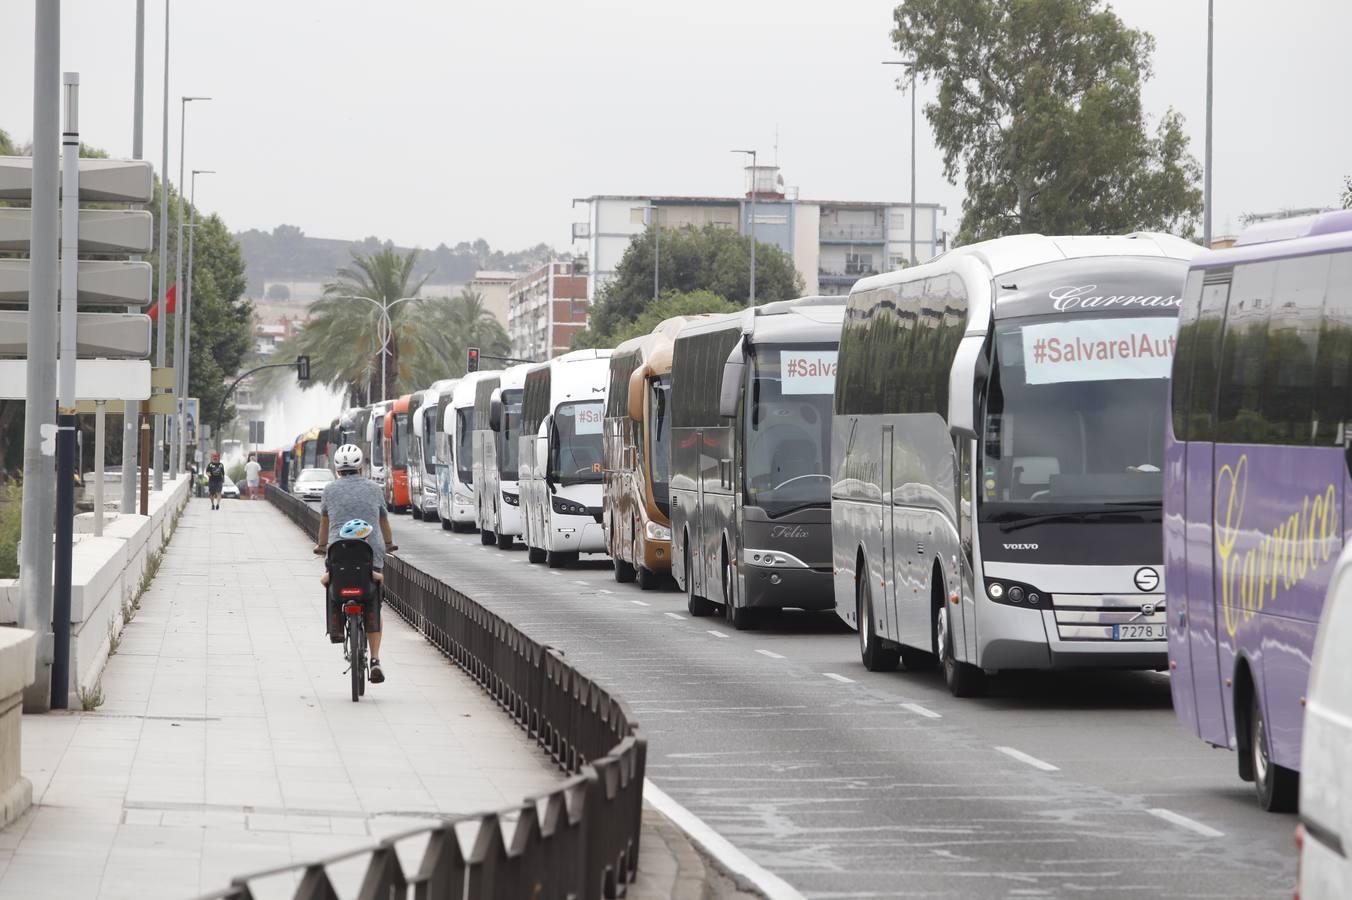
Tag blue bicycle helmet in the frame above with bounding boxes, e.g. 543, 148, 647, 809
339, 519, 374, 540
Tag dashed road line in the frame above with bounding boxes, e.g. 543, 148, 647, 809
755, 649, 786, 659
901, 702, 941, 719
598, 589, 614, 595
664, 612, 685, 620
1147, 808, 1224, 838
995, 746, 1059, 772
822, 672, 855, 683
707, 630, 729, 638
630, 600, 650, 607
574, 580, 589, 586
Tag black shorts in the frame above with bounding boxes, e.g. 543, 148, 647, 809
208, 480, 223, 495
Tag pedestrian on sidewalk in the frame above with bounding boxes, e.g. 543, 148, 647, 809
315, 444, 396, 684
244, 454, 262, 500
205, 452, 225, 510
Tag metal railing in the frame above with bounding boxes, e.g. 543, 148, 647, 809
198, 486, 647, 899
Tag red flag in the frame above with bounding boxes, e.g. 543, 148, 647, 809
148, 282, 177, 320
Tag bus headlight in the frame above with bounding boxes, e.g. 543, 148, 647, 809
551, 496, 588, 516
645, 521, 671, 541
985, 578, 1049, 608
988, 582, 1004, 600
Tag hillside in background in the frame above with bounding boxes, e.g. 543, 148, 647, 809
234, 224, 560, 297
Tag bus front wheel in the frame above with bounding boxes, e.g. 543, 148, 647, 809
1250, 693, 1299, 812
936, 603, 985, 698
857, 576, 898, 672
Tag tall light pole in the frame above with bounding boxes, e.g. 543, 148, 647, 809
329, 295, 422, 401
168, 95, 210, 476
1203, 0, 1214, 247
883, 59, 919, 265
732, 149, 758, 307
123, 0, 147, 517
177, 168, 213, 473
153, 0, 171, 490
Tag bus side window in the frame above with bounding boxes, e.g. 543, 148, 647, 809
1216, 261, 1276, 444
1189, 276, 1234, 443
1314, 251, 1352, 446
1260, 255, 1328, 446
1172, 271, 1206, 440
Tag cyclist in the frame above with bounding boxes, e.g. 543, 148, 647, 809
315, 444, 395, 683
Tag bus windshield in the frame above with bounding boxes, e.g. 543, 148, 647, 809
456, 408, 474, 483
648, 376, 672, 508
980, 315, 1171, 519
499, 389, 523, 478
745, 345, 835, 517
551, 400, 604, 485
371, 417, 384, 466
392, 413, 409, 466
422, 409, 438, 465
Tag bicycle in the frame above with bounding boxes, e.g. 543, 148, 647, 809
317, 539, 395, 702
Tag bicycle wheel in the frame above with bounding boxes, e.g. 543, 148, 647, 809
348, 614, 365, 702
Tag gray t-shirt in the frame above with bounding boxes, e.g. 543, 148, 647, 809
321, 475, 388, 569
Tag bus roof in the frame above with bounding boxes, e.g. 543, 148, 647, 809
451, 369, 499, 407
673, 298, 845, 347
1194, 210, 1352, 269
613, 315, 712, 373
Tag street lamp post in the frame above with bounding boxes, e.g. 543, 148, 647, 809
168, 95, 210, 477
329, 295, 422, 402
732, 149, 758, 307
153, 0, 171, 490
1203, 0, 1214, 248
177, 168, 213, 474
883, 59, 918, 265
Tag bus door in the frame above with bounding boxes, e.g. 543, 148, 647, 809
881, 426, 896, 641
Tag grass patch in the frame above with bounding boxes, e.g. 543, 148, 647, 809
0, 482, 20, 580
78, 681, 105, 711
107, 619, 121, 657
137, 549, 163, 603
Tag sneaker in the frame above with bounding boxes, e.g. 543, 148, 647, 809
369, 660, 385, 684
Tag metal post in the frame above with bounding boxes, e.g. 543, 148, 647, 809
909, 66, 917, 266
181, 169, 207, 472
52, 71, 81, 711
380, 297, 388, 402
748, 151, 757, 307
152, 0, 170, 490
139, 404, 150, 514
123, 0, 146, 518
652, 205, 660, 301
94, 401, 106, 535
1203, 0, 1214, 248
18, 0, 61, 712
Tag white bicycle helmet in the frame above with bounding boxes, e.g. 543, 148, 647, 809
333, 443, 364, 473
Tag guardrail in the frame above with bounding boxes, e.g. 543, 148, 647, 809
198, 486, 647, 899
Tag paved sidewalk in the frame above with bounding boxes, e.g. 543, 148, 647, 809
5, 496, 563, 899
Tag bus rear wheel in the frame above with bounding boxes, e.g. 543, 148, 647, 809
1250, 693, 1299, 812
528, 545, 546, 564
857, 576, 899, 672
613, 558, 636, 583
496, 532, 513, 550
685, 544, 717, 617
636, 565, 661, 591
480, 528, 496, 545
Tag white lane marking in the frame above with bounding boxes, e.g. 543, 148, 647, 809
643, 780, 805, 900
664, 612, 685, 620
574, 580, 589, 586
755, 649, 785, 659
598, 589, 614, 595
822, 672, 854, 683
995, 746, 1060, 772
707, 630, 729, 638
901, 702, 941, 719
1148, 808, 1224, 838
549, 571, 560, 576
630, 600, 650, 607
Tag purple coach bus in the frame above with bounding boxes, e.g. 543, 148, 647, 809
1166, 210, 1352, 812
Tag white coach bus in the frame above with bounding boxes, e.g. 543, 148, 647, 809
411, 380, 458, 521
832, 233, 1198, 696
483, 363, 533, 549
441, 370, 498, 531
519, 349, 612, 568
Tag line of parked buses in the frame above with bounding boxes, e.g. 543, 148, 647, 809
266, 216, 1352, 889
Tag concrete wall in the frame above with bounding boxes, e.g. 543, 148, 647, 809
0, 628, 35, 828
0, 475, 189, 709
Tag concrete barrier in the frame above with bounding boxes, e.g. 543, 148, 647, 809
0, 628, 35, 828
0, 475, 190, 708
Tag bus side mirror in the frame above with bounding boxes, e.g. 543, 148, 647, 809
947, 334, 988, 440
626, 366, 649, 422
719, 345, 746, 419
488, 391, 503, 432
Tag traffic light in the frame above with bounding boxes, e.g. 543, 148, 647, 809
466, 347, 479, 373
296, 355, 310, 381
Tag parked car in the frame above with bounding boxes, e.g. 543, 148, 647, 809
293, 467, 335, 502
1298, 543, 1352, 898
221, 477, 240, 500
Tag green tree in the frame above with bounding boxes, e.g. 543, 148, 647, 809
606, 290, 743, 346
584, 224, 803, 343
893, 0, 1202, 243
183, 213, 253, 433
1342, 176, 1351, 210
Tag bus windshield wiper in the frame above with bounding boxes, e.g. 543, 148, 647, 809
992, 505, 1161, 532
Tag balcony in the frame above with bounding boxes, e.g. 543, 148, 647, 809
819, 224, 884, 243
818, 267, 878, 285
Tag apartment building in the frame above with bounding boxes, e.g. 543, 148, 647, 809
571, 166, 946, 300
507, 261, 589, 360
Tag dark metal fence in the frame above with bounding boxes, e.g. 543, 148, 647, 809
199, 486, 647, 900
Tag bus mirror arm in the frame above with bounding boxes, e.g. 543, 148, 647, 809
488, 394, 503, 432
719, 345, 747, 419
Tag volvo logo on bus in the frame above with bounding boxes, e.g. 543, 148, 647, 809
1003, 543, 1038, 551
1134, 567, 1160, 592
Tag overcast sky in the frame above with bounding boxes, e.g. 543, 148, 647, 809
1, 0, 1347, 253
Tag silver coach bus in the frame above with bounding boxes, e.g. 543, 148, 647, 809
471, 373, 502, 542
670, 297, 845, 628
832, 234, 1198, 696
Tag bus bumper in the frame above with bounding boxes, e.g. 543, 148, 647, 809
551, 517, 606, 554
741, 564, 834, 611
